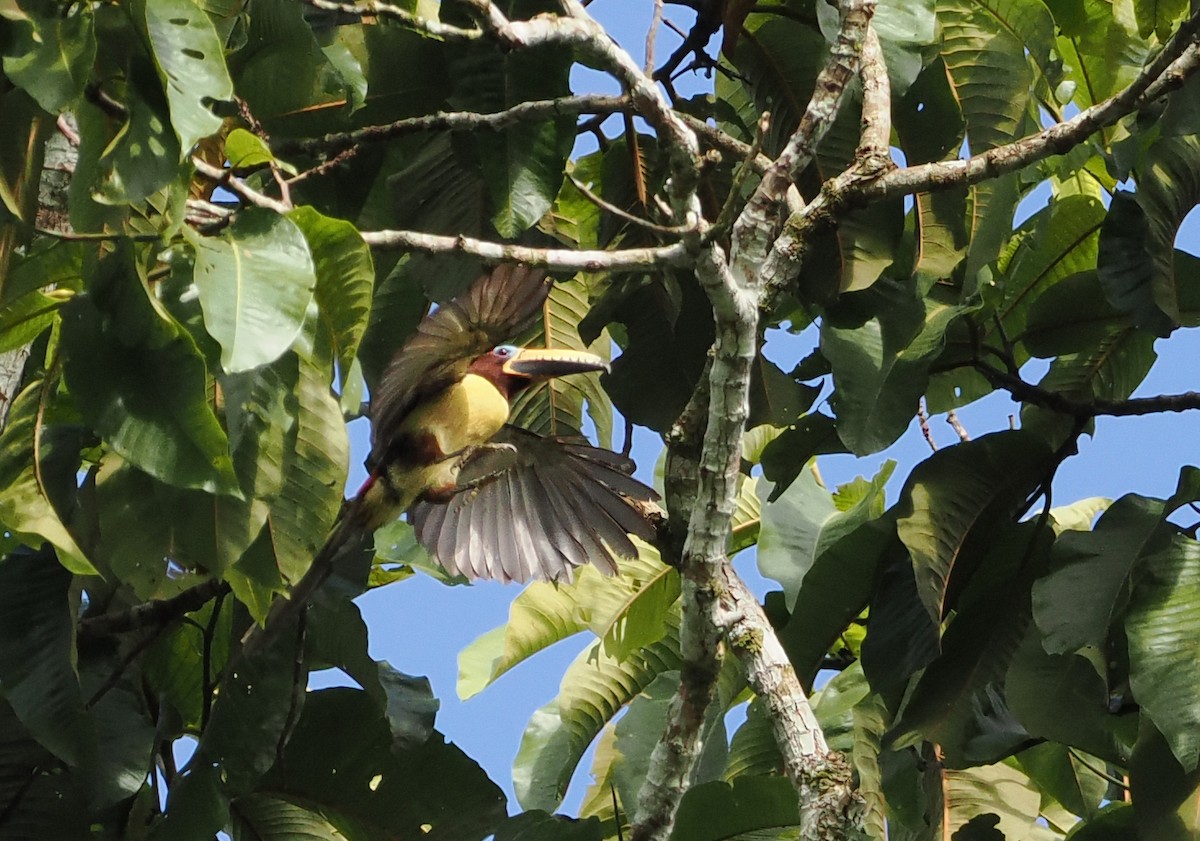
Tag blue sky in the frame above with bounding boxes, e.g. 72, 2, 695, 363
330, 1, 1200, 817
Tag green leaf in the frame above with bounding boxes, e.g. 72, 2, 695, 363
1128, 719, 1200, 840
1125, 531, 1200, 770
266, 354, 348, 583
852, 691, 889, 840
824, 277, 963, 455
492, 811, 602, 841
446, 0, 573, 237
225, 128, 276, 171
513, 612, 682, 811
137, 0, 233, 156
261, 688, 507, 840
0, 547, 92, 768
1132, 0, 1186, 40
288, 206, 374, 377
0, 382, 93, 575
62, 248, 240, 495
724, 698, 781, 780
0, 701, 89, 840
942, 762, 1041, 841
759, 413, 846, 500
668, 776, 802, 841
230, 794, 350, 841
896, 431, 1050, 623
1098, 136, 1200, 336
0, 0, 95, 113
938, 0, 1054, 152
186, 209, 317, 373
1033, 494, 1168, 657
1017, 742, 1107, 820
611, 673, 727, 817
458, 550, 677, 699
758, 463, 892, 610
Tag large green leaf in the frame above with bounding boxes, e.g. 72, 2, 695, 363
1032, 494, 1169, 657
824, 277, 963, 454
852, 691, 889, 841
137, 0, 233, 156
266, 354, 348, 583
459, 550, 678, 699
230, 794, 350, 841
724, 698, 781, 781
942, 761, 1042, 840
61, 248, 239, 496
937, 0, 1049, 152
896, 430, 1050, 623
611, 672, 727, 818
445, 0, 572, 237
758, 463, 891, 610
512, 611, 682, 811
1125, 531, 1200, 770
288, 206, 374, 377
1128, 719, 1200, 841
0, 0, 95, 113
1017, 742, 1107, 821
185, 209, 317, 373
0, 382, 93, 574
667, 776, 802, 841
0, 701, 88, 840
890, 524, 1049, 766
1097, 135, 1200, 336
259, 688, 507, 841
0, 547, 92, 768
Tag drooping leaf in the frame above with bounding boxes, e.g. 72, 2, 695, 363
941, 762, 1042, 841
823, 277, 964, 455
288, 206, 374, 377
896, 431, 1050, 623
1128, 718, 1200, 839
509, 278, 612, 447
758, 462, 892, 610
60, 250, 240, 496
1125, 530, 1200, 770
667, 776, 803, 841
0, 701, 89, 840
185, 209, 317, 373
1017, 742, 1107, 821
0, 382, 93, 575
137, 0, 233, 156
1032, 494, 1169, 657
0, 547, 92, 768
0, 0, 95, 113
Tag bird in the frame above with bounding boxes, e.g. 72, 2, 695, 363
357, 262, 660, 583
241, 264, 659, 655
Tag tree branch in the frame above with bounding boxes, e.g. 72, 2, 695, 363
78, 579, 230, 639
360, 229, 691, 269
275, 94, 631, 157
717, 564, 860, 839
975, 361, 1200, 418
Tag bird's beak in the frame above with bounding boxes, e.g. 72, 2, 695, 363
502, 348, 609, 379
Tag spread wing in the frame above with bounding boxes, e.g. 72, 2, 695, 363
409, 427, 660, 583
369, 265, 551, 469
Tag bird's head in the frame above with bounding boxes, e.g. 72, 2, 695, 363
469, 345, 608, 398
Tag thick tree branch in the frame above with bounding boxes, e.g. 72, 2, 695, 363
731, 0, 874, 279
717, 564, 860, 840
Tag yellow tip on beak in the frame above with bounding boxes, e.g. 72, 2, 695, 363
502, 348, 609, 378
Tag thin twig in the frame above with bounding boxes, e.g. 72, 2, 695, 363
945, 410, 970, 442
566, 172, 687, 235
917, 400, 937, 452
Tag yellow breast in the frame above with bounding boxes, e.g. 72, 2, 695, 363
400, 373, 511, 458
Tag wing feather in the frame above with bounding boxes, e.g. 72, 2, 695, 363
408, 427, 658, 582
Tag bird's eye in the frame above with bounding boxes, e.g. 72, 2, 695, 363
492, 345, 513, 358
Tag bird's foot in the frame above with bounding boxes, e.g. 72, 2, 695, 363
422, 443, 519, 502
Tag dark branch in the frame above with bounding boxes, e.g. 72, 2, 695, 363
78, 579, 230, 639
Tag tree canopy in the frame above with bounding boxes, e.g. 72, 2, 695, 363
2, 0, 1200, 839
